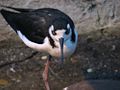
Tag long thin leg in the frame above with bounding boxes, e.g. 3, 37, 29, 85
42, 55, 52, 90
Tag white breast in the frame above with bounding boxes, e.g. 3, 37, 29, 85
47, 31, 78, 58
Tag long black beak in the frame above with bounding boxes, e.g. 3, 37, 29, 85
59, 37, 64, 64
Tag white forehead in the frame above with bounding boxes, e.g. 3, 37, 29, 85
67, 24, 70, 29
49, 25, 54, 31
49, 24, 70, 31
56, 29, 65, 34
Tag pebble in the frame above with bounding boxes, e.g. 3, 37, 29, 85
63, 87, 68, 90
114, 69, 118, 72
16, 79, 21, 83
10, 67, 16, 73
41, 55, 47, 60
87, 68, 93, 73
111, 45, 116, 51
11, 78, 21, 83
104, 64, 107, 68
20, 52, 24, 56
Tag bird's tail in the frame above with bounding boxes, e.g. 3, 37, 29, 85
0, 9, 19, 33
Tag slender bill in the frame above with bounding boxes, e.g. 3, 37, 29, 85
59, 37, 64, 64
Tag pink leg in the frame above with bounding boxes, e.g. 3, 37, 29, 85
42, 57, 51, 90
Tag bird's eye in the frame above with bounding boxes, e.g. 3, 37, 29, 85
65, 29, 70, 34
52, 30, 57, 35
66, 24, 70, 34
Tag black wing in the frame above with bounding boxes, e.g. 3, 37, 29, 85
0, 6, 75, 44
1, 8, 49, 44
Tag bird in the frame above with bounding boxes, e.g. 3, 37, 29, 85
0, 5, 78, 90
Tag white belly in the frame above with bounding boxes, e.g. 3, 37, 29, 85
48, 40, 77, 58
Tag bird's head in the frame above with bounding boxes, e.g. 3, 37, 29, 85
48, 18, 75, 63
49, 24, 72, 43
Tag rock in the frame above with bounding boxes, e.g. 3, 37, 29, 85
63, 80, 120, 90
0, 0, 120, 34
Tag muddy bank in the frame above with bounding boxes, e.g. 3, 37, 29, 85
0, 30, 120, 90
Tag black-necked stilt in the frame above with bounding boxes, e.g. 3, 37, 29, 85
0, 5, 78, 90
